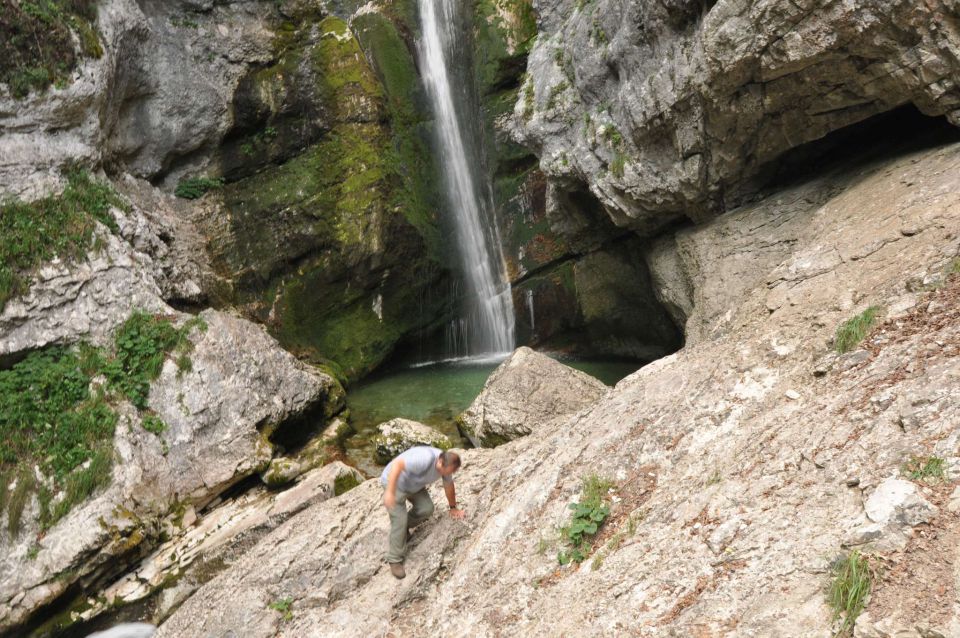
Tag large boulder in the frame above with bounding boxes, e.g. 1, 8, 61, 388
373, 419, 452, 465
458, 347, 608, 447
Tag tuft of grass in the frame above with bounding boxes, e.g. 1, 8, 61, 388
174, 176, 224, 200
827, 550, 872, 636
903, 456, 946, 483
610, 151, 625, 178
268, 597, 294, 622
834, 306, 881, 354
7, 469, 36, 538
557, 474, 613, 565
0, 168, 126, 310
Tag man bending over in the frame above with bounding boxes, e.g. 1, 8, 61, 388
380, 446, 464, 579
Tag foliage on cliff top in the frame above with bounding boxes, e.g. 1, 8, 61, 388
0, 311, 205, 536
0, 168, 127, 311
0, 0, 103, 98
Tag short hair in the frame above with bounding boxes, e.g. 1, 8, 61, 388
439, 450, 461, 470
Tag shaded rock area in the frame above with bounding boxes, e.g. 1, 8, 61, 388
373, 419, 451, 465
472, 0, 682, 359
75, 462, 363, 631
156, 140, 960, 637
513, 0, 960, 233
458, 347, 608, 448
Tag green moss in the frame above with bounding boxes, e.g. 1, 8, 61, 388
314, 17, 384, 116
0, 168, 126, 310
175, 176, 224, 200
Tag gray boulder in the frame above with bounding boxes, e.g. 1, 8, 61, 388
373, 419, 452, 465
458, 347, 608, 448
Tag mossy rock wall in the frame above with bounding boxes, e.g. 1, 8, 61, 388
199, 10, 452, 382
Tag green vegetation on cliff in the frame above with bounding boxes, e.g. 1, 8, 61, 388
0, 168, 126, 311
0, 312, 205, 536
0, 0, 103, 98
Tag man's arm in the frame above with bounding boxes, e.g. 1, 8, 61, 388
444, 479, 465, 519
383, 459, 405, 510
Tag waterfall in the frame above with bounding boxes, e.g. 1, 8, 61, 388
418, 0, 515, 359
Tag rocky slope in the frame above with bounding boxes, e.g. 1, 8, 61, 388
156, 135, 960, 636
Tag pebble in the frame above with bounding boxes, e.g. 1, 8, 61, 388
785, 389, 800, 400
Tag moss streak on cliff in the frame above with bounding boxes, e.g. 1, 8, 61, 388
216, 13, 450, 381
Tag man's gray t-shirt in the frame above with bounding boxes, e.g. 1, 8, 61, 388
380, 446, 452, 494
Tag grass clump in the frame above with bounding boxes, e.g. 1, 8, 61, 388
557, 474, 613, 565
0, 347, 116, 535
0, 168, 126, 310
610, 151, 626, 178
834, 306, 881, 354
174, 176, 224, 200
0, 0, 103, 98
268, 597, 294, 622
903, 456, 946, 483
0, 311, 205, 535
827, 550, 872, 636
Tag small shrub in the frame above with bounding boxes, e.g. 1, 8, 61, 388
903, 456, 946, 483
268, 597, 294, 622
141, 414, 167, 436
557, 474, 613, 565
174, 176, 224, 200
834, 306, 881, 354
827, 550, 872, 636
334, 472, 360, 496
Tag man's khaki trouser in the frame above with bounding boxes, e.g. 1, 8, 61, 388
386, 487, 434, 563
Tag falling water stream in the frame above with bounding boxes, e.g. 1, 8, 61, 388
418, 0, 516, 358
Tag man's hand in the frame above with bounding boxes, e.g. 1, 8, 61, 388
384, 491, 396, 510
449, 507, 465, 520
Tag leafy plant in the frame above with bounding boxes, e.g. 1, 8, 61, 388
557, 474, 612, 565
903, 456, 946, 483
827, 550, 872, 636
834, 306, 881, 354
174, 176, 224, 200
268, 597, 294, 622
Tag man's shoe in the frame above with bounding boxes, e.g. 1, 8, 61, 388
389, 562, 406, 579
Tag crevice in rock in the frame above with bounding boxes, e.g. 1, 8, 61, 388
729, 105, 960, 208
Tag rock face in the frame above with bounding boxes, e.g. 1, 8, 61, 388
156, 140, 960, 637
513, 0, 960, 233
373, 419, 452, 465
0, 181, 343, 633
458, 346, 608, 447
1, 0, 455, 382
472, 0, 682, 358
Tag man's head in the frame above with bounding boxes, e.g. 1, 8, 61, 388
436, 450, 461, 477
